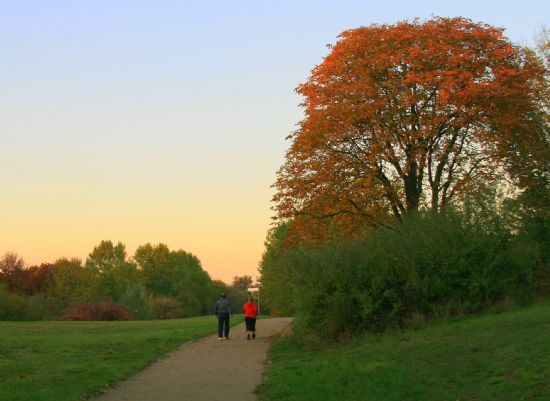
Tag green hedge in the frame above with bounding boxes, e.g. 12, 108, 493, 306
261, 199, 549, 340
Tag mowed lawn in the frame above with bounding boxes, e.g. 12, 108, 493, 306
0, 314, 243, 401
257, 305, 550, 401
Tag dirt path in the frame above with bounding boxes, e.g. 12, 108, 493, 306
91, 317, 292, 401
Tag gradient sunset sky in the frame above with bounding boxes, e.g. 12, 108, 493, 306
1, 1, 548, 283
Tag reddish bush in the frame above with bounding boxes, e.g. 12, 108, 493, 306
60, 301, 133, 321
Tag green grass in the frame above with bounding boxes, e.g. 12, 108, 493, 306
0, 314, 243, 401
257, 305, 550, 401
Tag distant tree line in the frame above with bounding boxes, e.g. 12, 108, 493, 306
0, 241, 251, 321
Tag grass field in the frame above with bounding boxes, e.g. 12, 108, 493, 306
0, 314, 243, 401
257, 305, 550, 401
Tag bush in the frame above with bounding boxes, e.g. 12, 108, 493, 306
23, 294, 59, 320
0, 285, 61, 321
60, 301, 133, 321
152, 296, 182, 319
262, 203, 543, 340
119, 284, 155, 319
0, 285, 30, 320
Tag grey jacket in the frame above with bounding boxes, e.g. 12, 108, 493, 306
214, 298, 232, 315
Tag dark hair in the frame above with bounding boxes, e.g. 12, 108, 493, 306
221, 293, 226, 298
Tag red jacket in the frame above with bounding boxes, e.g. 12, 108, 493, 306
243, 302, 258, 318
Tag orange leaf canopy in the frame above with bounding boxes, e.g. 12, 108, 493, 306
274, 17, 548, 240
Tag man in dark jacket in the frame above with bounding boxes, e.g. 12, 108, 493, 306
214, 293, 232, 340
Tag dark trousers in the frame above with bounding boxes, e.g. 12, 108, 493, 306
218, 312, 230, 338
245, 317, 256, 331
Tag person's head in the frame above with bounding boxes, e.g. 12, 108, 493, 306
221, 293, 226, 299
247, 296, 253, 303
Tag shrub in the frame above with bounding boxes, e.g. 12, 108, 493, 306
24, 294, 59, 320
0, 284, 30, 320
152, 296, 182, 319
60, 301, 133, 321
0, 285, 61, 321
262, 203, 543, 340
119, 284, 155, 320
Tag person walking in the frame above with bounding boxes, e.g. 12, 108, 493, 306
214, 293, 232, 340
243, 296, 258, 340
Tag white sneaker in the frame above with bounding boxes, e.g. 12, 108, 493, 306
218, 337, 223, 341
224, 336, 229, 340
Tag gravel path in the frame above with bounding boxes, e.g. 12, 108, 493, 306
91, 317, 293, 401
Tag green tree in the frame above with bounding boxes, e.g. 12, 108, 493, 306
232, 275, 253, 292
119, 284, 154, 319
46, 258, 100, 314
169, 249, 214, 316
85, 240, 138, 301
229, 275, 254, 310
134, 243, 174, 296
134, 243, 216, 317
258, 222, 297, 316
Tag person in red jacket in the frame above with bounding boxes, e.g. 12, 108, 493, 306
243, 296, 258, 340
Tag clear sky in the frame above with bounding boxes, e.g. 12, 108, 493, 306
1, 1, 548, 283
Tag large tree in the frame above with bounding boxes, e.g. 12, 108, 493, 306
274, 17, 548, 236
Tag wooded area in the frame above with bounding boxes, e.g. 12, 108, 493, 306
0, 241, 253, 320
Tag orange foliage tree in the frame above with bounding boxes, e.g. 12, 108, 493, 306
273, 17, 549, 237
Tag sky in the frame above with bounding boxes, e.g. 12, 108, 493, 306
1, 1, 548, 283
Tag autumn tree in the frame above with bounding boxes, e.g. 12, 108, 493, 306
0, 252, 26, 293
0, 254, 56, 296
17, 263, 55, 296
274, 17, 549, 236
